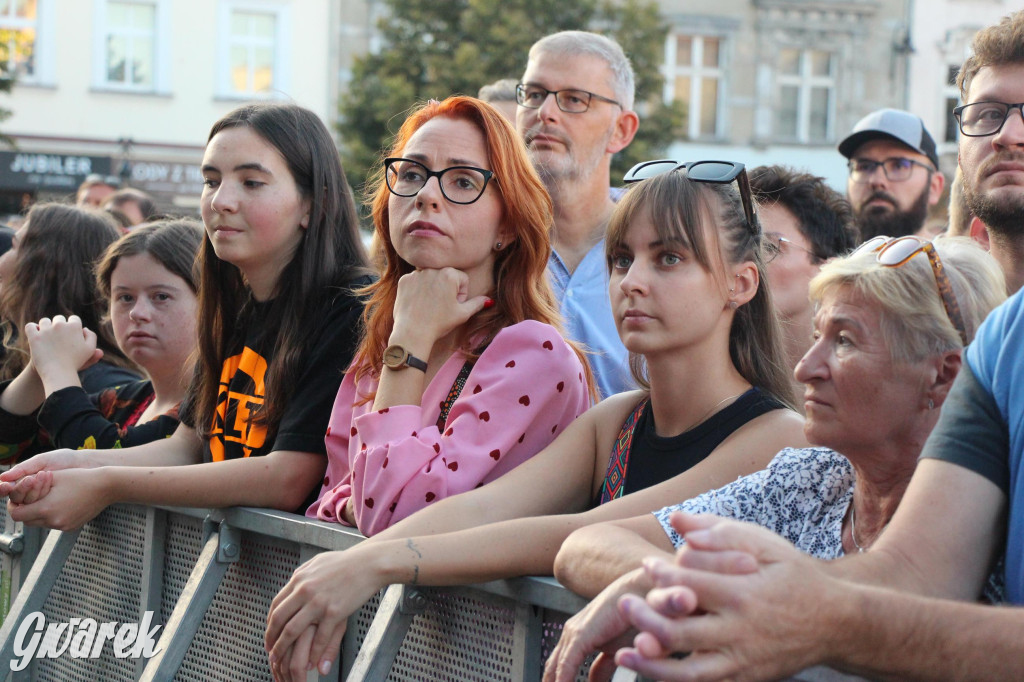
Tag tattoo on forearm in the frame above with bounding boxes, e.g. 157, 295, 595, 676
407, 539, 423, 585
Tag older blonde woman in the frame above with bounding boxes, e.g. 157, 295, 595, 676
544, 236, 1007, 682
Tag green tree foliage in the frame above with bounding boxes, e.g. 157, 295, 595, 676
338, 0, 684, 200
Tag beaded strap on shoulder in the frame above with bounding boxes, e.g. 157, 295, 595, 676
599, 398, 649, 504
435, 359, 476, 430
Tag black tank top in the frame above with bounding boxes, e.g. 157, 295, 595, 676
597, 387, 786, 505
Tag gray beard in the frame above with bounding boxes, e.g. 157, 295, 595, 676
855, 189, 930, 241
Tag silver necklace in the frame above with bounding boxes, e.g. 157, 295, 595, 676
683, 391, 746, 432
849, 503, 866, 553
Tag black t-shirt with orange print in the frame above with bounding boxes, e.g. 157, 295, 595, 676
183, 282, 366, 462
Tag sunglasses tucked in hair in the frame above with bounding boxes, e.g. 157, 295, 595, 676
853, 236, 968, 346
622, 159, 760, 239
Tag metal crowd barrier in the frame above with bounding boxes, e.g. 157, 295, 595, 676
0, 503, 601, 682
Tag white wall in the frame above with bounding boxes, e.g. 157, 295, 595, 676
7, 0, 335, 150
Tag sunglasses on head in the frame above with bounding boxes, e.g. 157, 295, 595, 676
622, 159, 760, 239
853, 236, 968, 346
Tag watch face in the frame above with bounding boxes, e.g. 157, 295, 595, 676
383, 345, 405, 368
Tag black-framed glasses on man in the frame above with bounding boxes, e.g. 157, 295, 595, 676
515, 83, 621, 114
622, 159, 761, 239
847, 157, 934, 184
953, 101, 1024, 137
384, 158, 496, 205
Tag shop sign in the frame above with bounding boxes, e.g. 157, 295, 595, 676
0, 152, 113, 190
128, 162, 204, 196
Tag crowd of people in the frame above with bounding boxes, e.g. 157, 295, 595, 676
0, 8, 1020, 682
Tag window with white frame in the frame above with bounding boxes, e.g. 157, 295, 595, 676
775, 48, 835, 143
943, 64, 960, 143
100, 0, 157, 89
217, 1, 290, 98
665, 33, 723, 139
0, 0, 38, 81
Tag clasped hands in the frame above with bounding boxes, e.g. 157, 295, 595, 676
545, 513, 834, 682
25, 314, 104, 384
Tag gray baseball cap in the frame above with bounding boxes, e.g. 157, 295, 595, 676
838, 109, 939, 168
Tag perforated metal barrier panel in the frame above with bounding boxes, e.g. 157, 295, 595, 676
0, 505, 595, 682
390, 591, 518, 681
36, 505, 148, 682
159, 514, 205, 628
174, 531, 300, 682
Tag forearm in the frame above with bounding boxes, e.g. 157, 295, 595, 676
555, 523, 674, 598
99, 450, 324, 511
834, 583, 1024, 681
0, 365, 46, 415
77, 426, 203, 469
368, 514, 590, 587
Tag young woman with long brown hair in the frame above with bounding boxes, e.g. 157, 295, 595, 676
0, 102, 370, 524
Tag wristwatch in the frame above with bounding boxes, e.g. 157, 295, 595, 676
383, 344, 428, 372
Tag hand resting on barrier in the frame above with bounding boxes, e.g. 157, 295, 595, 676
543, 567, 658, 682
0, 449, 113, 530
543, 513, 760, 682
266, 544, 396, 681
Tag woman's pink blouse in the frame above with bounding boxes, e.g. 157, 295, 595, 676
306, 320, 591, 535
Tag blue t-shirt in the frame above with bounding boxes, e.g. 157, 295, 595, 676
922, 288, 1021, 601
548, 242, 633, 400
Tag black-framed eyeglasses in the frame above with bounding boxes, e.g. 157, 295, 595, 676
622, 159, 760, 239
953, 101, 1024, 137
853, 235, 968, 346
764, 232, 821, 264
847, 157, 934, 184
515, 83, 621, 113
384, 157, 496, 205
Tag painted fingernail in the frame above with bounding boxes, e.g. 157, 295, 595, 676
483, 298, 495, 308
319, 659, 332, 675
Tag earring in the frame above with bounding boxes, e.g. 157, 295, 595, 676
494, 241, 503, 251
728, 301, 738, 310
928, 398, 935, 410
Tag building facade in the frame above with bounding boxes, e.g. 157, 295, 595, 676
331, 0, 1012, 190
0, 0, 339, 217
0, 0, 1013, 218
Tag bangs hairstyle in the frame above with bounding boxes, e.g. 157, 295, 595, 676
192, 102, 369, 441
359, 95, 591, 393
96, 218, 204, 301
809, 236, 1006, 363
606, 171, 795, 408
956, 10, 1024, 99
0, 203, 131, 380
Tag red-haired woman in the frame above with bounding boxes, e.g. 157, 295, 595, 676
306, 96, 591, 536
